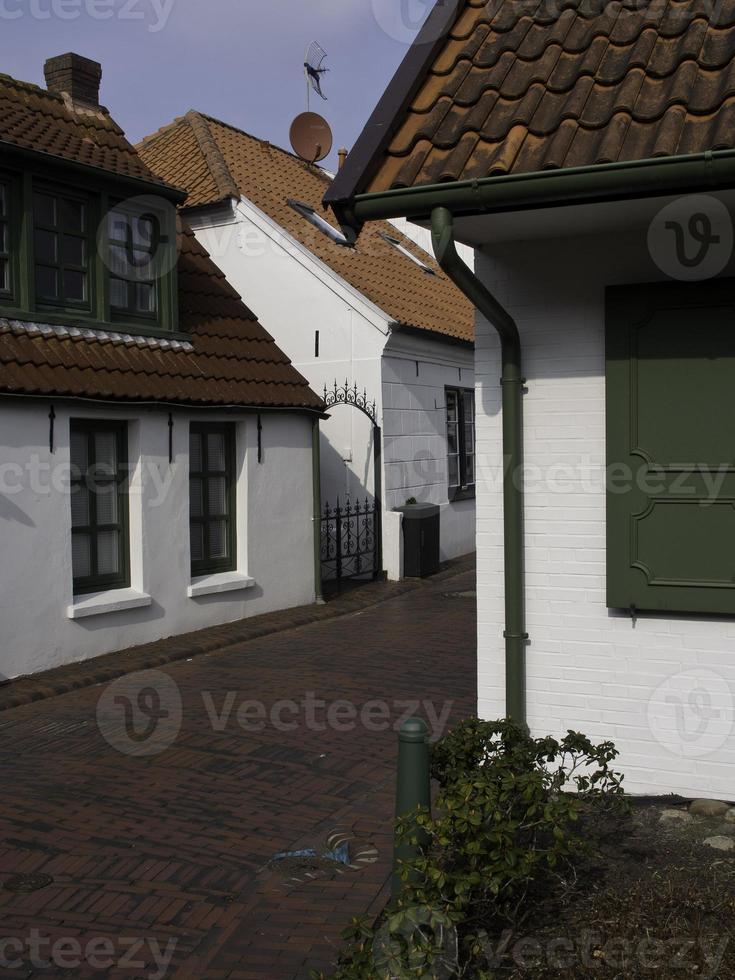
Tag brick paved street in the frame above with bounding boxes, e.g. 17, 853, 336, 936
0, 561, 476, 979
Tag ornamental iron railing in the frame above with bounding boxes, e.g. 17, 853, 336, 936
320, 496, 379, 584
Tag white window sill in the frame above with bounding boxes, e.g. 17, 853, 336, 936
67, 588, 152, 620
187, 571, 255, 598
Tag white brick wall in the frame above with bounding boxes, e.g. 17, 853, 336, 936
475, 229, 735, 799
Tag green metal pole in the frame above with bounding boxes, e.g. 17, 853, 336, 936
431, 207, 527, 726
312, 417, 324, 605
392, 716, 431, 896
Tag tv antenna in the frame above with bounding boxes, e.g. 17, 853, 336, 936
304, 41, 329, 110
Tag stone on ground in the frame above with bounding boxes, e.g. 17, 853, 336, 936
690, 799, 730, 818
703, 836, 735, 852
659, 808, 693, 824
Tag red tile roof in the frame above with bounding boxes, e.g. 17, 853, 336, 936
328, 0, 735, 197
0, 70, 323, 411
137, 112, 475, 343
0, 227, 324, 409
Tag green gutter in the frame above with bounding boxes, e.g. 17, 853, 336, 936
432, 207, 526, 724
341, 149, 735, 227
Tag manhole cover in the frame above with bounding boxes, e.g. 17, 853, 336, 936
443, 590, 476, 599
4, 873, 54, 893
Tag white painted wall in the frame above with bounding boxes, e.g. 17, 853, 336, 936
389, 216, 475, 270
189, 201, 385, 511
189, 200, 476, 568
383, 330, 476, 561
474, 226, 735, 799
0, 400, 315, 680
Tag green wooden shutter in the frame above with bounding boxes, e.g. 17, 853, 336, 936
606, 279, 735, 614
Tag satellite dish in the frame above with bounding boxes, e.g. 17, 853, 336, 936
290, 111, 333, 164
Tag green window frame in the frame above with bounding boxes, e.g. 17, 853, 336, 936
189, 423, 237, 576
33, 186, 91, 311
0, 180, 11, 299
107, 204, 161, 321
446, 387, 475, 501
70, 420, 130, 595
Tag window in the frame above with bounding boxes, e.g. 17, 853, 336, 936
107, 206, 159, 318
69, 421, 129, 595
380, 232, 436, 274
446, 387, 475, 500
33, 189, 90, 309
0, 182, 10, 296
287, 199, 352, 246
189, 423, 237, 575
606, 280, 735, 615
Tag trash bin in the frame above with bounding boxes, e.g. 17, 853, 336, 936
394, 503, 440, 578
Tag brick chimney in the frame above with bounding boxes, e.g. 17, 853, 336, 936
44, 53, 101, 106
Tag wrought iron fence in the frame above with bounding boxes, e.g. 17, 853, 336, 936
320, 496, 379, 583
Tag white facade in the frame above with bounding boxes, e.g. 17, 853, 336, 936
189, 199, 476, 567
0, 400, 315, 680
473, 198, 735, 799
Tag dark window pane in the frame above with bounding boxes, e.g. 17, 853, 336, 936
190, 524, 204, 563
189, 432, 202, 472
61, 198, 85, 233
0, 222, 6, 251
34, 193, 56, 226
465, 455, 475, 484
108, 210, 128, 240
110, 278, 128, 309
133, 216, 155, 248
95, 484, 118, 525
448, 456, 460, 487
209, 520, 228, 559
71, 486, 89, 527
0, 183, 6, 217
94, 431, 117, 470
190, 478, 203, 518
207, 433, 226, 471
0, 257, 7, 292
208, 476, 227, 516
62, 235, 85, 267
34, 229, 57, 264
63, 269, 86, 302
97, 530, 120, 576
35, 265, 58, 299
72, 534, 91, 579
70, 429, 88, 473
136, 282, 155, 314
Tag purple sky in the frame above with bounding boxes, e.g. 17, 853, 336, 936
3, 0, 434, 170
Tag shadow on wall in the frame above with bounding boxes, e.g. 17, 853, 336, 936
319, 413, 376, 509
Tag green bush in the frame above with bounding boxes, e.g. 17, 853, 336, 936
316, 719, 624, 979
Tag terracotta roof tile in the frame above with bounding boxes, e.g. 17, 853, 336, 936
336, 0, 735, 194
0, 73, 173, 189
0, 73, 323, 411
137, 113, 475, 343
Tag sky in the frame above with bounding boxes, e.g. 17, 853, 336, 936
2, 0, 436, 171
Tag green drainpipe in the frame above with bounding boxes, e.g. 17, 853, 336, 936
431, 207, 527, 725
312, 417, 324, 605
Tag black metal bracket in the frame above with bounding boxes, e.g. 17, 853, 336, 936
257, 414, 263, 463
48, 405, 56, 454
503, 630, 530, 641
629, 604, 638, 628
168, 413, 174, 464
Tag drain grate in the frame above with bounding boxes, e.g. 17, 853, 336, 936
4, 872, 54, 893
268, 831, 378, 884
443, 590, 477, 600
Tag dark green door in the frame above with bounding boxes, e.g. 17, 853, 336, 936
606, 279, 735, 614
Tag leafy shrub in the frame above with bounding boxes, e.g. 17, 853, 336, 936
316, 719, 624, 979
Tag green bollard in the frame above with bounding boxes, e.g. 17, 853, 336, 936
392, 716, 431, 896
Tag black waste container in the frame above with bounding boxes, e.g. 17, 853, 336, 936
394, 503, 440, 578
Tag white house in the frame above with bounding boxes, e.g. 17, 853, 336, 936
136, 114, 477, 578
325, 0, 735, 800
0, 55, 324, 681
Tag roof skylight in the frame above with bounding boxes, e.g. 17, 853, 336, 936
288, 199, 351, 246
380, 232, 436, 274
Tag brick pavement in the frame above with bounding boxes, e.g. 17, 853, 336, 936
0, 561, 476, 979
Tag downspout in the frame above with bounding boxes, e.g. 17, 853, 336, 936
312, 417, 325, 604
431, 207, 527, 725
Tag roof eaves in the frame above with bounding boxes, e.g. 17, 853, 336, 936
323, 0, 464, 209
